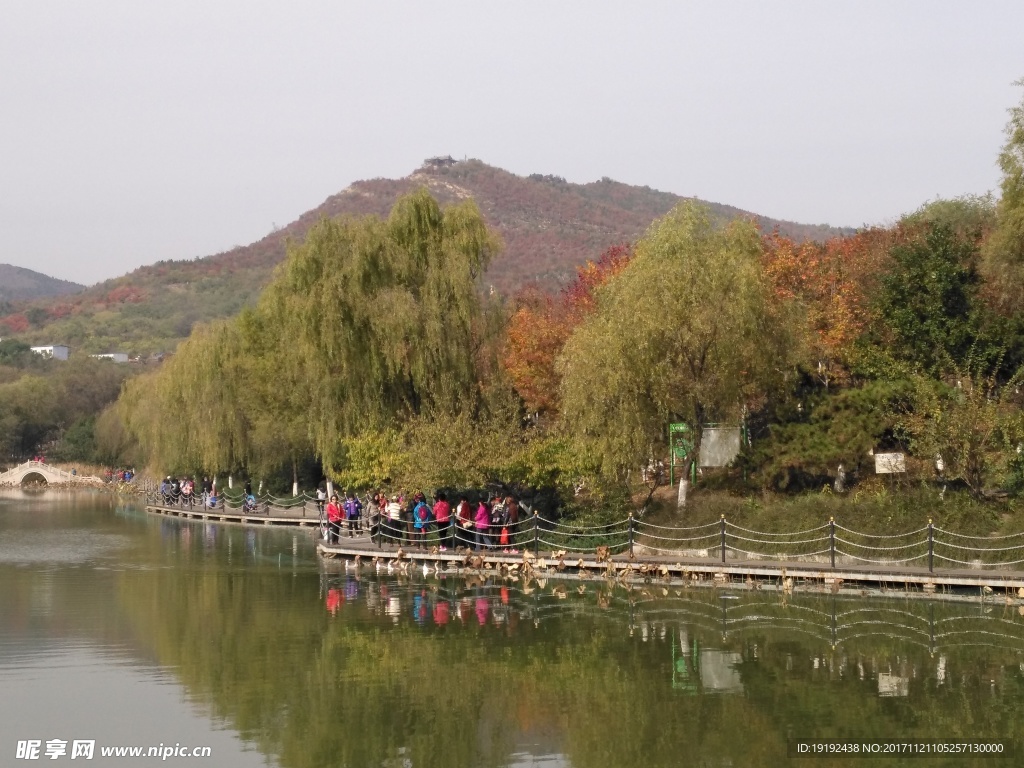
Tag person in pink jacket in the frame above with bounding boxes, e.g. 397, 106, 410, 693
474, 499, 491, 551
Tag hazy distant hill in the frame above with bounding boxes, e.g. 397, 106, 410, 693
1, 159, 852, 354
0, 264, 83, 303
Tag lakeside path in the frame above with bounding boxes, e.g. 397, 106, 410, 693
144, 503, 1024, 596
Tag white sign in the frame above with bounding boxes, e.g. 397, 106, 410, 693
699, 427, 742, 468
874, 452, 906, 474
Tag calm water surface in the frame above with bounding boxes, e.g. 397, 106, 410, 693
2, 490, 1024, 767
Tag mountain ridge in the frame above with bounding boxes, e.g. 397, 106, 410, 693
0, 264, 83, 304
0, 159, 853, 353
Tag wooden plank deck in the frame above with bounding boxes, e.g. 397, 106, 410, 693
145, 503, 321, 527
317, 538, 1024, 594
145, 504, 1024, 593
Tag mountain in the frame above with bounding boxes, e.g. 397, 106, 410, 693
0, 159, 853, 354
0, 264, 83, 304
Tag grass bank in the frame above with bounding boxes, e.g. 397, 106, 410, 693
639, 479, 1024, 538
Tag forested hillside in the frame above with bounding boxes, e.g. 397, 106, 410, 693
0, 160, 850, 355
0, 264, 82, 304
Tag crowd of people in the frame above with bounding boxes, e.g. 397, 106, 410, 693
323, 490, 526, 552
159, 476, 217, 506
104, 467, 135, 483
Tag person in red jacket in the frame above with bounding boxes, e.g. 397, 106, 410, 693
432, 492, 452, 551
326, 495, 343, 544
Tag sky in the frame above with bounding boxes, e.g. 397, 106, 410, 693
1, 1, 1022, 287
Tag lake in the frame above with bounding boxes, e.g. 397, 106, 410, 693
2, 490, 1022, 767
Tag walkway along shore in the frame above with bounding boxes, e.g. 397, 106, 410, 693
145, 499, 1024, 595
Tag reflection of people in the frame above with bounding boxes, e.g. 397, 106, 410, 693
433, 599, 450, 626
326, 588, 341, 616
413, 591, 428, 626
475, 597, 490, 626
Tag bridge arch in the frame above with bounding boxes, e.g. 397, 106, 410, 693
20, 471, 48, 486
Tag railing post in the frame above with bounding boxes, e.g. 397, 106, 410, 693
830, 517, 835, 569
628, 513, 634, 558
533, 512, 539, 556
720, 515, 726, 563
928, 518, 934, 573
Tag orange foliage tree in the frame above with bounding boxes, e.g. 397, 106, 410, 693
503, 245, 632, 414
761, 229, 894, 386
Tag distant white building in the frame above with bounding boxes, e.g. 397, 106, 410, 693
30, 345, 69, 360
91, 353, 129, 363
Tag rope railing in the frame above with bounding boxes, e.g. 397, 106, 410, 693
634, 519, 720, 531
834, 524, 929, 538
725, 521, 829, 536
536, 515, 631, 529
934, 528, 1024, 540
835, 550, 928, 564
834, 537, 929, 551
728, 533, 830, 546
635, 531, 720, 543
142, 495, 1024, 574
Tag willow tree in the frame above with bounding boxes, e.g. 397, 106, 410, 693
272, 189, 498, 475
557, 201, 797, 481
984, 79, 1024, 310
116, 189, 498, 480
119, 319, 254, 472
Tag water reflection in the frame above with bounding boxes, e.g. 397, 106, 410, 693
5, 492, 1024, 767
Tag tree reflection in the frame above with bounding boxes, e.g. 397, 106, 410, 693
110, 533, 1024, 768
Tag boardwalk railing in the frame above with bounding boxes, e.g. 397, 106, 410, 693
146, 490, 318, 518
147, 490, 1024, 574
636, 516, 1024, 572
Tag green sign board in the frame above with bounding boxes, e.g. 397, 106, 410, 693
668, 422, 694, 484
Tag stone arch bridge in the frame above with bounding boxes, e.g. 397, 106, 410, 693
0, 461, 103, 487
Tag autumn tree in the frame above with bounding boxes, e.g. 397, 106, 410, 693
503, 244, 632, 415
761, 228, 892, 386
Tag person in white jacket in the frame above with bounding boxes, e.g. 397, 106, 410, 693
386, 495, 403, 544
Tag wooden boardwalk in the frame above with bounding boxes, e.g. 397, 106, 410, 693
145, 503, 321, 528
145, 503, 1024, 594
317, 538, 1024, 595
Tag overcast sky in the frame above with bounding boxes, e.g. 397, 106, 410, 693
1, 1, 1022, 286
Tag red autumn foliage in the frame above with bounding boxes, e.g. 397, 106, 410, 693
104, 285, 147, 304
761, 228, 896, 382
504, 244, 634, 413
0, 314, 30, 333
